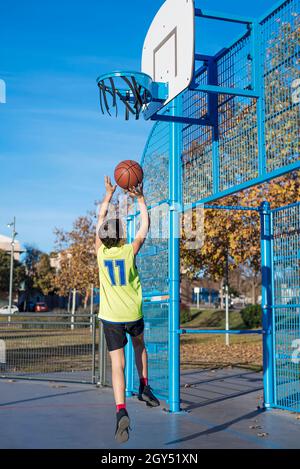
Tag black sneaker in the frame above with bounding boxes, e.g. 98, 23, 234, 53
115, 408, 130, 444
138, 384, 160, 407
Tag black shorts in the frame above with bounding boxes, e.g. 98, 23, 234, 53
101, 318, 144, 352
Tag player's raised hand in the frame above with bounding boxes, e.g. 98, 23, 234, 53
104, 176, 117, 196
127, 183, 144, 199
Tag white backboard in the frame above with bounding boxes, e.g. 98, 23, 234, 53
142, 0, 195, 105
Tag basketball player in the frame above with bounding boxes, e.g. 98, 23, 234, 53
95, 176, 160, 444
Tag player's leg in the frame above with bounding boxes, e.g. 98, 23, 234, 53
110, 347, 126, 408
128, 319, 160, 408
131, 331, 148, 382
102, 321, 130, 443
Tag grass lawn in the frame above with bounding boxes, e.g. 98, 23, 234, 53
0, 309, 263, 376
182, 307, 247, 329
0, 319, 96, 375
180, 308, 263, 371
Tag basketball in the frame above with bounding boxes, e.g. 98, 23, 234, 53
114, 160, 143, 190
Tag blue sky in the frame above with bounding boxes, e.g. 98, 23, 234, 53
0, 0, 278, 253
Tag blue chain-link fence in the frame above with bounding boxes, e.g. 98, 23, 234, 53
134, 120, 170, 399
272, 202, 300, 412
127, 0, 300, 411
182, 0, 299, 207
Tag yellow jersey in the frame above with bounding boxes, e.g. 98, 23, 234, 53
97, 243, 143, 323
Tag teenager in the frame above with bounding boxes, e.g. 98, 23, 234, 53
95, 176, 160, 443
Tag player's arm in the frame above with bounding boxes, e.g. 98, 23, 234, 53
95, 176, 117, 253
129, 185, 149, 256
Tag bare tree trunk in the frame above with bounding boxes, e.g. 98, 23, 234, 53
253, 275, 259, 304
252, 278, 256, 304
238, 270, 242, 294
84, 290, 89, 310
181, 277, 192, 308
67, 289, 71, 313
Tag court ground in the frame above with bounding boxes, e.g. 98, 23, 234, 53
0, 367, 299, 449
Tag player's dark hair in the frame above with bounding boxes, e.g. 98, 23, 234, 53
98, 219, 124, 249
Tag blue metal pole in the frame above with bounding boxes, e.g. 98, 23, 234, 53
195, 9, 254, 24
251, 21, 267, 178
180, 329, 263, 335
125, 214, 135, 397
168, 97, 182, 413
260, 201, 274, 408
189, 83, 259, 99
207, 57, 219, 195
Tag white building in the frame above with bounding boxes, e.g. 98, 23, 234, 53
0, 234, 23, 261
50, 250, 72, 272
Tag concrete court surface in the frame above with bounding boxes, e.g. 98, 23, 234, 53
0, 367, 299, 449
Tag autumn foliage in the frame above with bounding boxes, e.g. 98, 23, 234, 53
181, 171, 300, 287
52, 211, 99, 303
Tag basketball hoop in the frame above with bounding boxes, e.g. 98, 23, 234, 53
96, 1, 195, 121
96, 71, 167, 121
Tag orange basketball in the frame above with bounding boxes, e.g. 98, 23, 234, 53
114, 160, 143, 190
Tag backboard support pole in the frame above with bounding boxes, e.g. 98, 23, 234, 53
195, 9, 254, 25
125, 215, 135, 397
168, 97, 182, 413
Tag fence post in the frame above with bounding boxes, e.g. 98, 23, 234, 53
92, 314, 96, 384
71, 288, 76, 330
168, 97, 182, 413
90, 284, 94, 332
260, 201, 274, 408
98, 320, 107, 386
0, 339, 6, 366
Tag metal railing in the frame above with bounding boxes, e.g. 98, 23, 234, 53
0, 313, 110, 385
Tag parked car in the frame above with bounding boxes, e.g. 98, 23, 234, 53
27, 301, 36, 312
0, 305, 19, 315
34, 302, 49, 312
214, 298, 234, 309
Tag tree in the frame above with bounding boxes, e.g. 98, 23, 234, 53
52, 211, 99, 308
0, 249, 26, 294
23, 244, 43, 289
181, 171, 300, 303
181, 14, 300, 299
33, 253, 55, 295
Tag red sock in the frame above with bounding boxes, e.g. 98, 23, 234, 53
140, 377, 148, 387
116, 404, 126, 412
